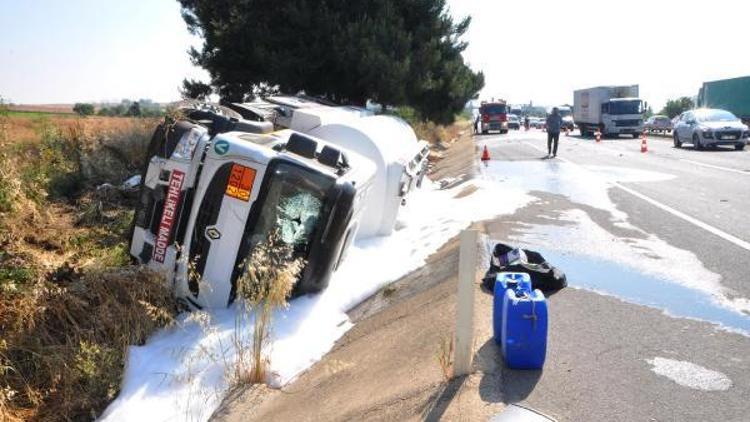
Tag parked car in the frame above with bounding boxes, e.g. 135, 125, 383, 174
645, 115, 673, 133
508, 114, 521, 130
672, 108, 749, 150
530, 117, 545, 129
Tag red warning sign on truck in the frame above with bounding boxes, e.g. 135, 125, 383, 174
225, 163, 256, 202
153, 169, 185, 263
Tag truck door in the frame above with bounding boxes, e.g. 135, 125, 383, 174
180, 157, 267, 309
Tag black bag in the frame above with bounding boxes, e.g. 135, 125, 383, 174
482, 242, 567, 293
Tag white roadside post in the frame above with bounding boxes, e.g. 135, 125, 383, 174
454, 229, 478, 377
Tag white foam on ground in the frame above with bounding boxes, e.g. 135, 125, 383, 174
512, 209, 749, 315
481, 161, 750, 315
646, 357, 732, 391
101, 178, 533, 422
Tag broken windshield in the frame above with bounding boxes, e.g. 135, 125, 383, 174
246, 162, 334, 259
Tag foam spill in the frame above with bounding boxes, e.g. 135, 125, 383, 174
647, 357, 732, 391
100, 179, 533, 422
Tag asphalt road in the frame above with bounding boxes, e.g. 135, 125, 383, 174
477, 129, 750, 421
480, 129, 750, 298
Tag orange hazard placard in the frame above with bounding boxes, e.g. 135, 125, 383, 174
225, 164, 256, 201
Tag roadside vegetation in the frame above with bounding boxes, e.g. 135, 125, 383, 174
661, 96, 695, 119
233, 231, 303, 385
392, 106, 473, 146
0, 97, 176, 421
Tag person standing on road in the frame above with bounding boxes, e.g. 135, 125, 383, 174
546, 107, 562, 157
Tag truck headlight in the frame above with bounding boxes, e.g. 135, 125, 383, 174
171, 129, 202, 160
743, 131, 750, 139
702, 130, 713, 139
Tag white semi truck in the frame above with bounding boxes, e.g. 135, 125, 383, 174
573, 85, 646, 138
130, 106, 376, 309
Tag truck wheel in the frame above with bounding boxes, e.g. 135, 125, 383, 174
673, 132, 682, 148
736, 143, 745, 151
632, 133, 639, 139
693, 134, 703, 150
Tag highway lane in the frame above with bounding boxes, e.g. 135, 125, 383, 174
479, 129, 750, 299
474, 129, 750, 421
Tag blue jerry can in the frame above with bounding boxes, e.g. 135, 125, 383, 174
501, 288, 548, 370
493, 272, 532, 345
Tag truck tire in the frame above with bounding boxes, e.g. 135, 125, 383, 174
673, 132, 682, 148
736, 143, 745, 151
632, 133, 639, 139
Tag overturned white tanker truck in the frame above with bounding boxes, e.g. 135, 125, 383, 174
131, 99, 430, 309
130, 104, 376, 309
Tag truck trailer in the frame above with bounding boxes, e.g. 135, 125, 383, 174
573, 85, 645, 138
130, 106, 376, 309
288, 106, 430, 237
697, 76, 750, 124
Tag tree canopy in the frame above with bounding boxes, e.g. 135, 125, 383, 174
178, 0, 484, 124
661, 97, 694, 119
73, 103, 95, 116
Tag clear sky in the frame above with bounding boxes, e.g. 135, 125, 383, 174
448, 0, 750, 111
1, 0, 748, 111
0, 0, 206, 104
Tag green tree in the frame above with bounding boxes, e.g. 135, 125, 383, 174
643, 105, 654, 119
180, 79, 213, 100
73, 103, 95, 116
661, 97, 694, 119
178, 0, 484, 124
125, 101, 141, 117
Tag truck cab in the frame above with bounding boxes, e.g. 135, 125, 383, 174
130, 110, 375, 309
600, 98, 644, 137
479, 102, 510, 134
574, 86, 645, 138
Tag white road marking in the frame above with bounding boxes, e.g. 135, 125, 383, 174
679, 159, 750, 176
522, 141, 750, 253
647, 357, 732, 391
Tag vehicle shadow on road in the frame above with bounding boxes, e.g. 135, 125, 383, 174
474, 338, 542, 404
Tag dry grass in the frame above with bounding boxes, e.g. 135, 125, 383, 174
436, 335, 455, 381
0, 268, 175, 421
233, 231, 303, 385
413, 118, 472, 146
0, 109, 178, 421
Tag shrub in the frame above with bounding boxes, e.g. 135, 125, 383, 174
73, 103, 95, 116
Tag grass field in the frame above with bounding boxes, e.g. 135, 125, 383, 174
6, 110, 76, 118
8, 104, 75, 114
0, 111, 176, 421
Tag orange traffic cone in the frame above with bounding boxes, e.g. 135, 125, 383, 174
481, 145, 491, 161
595, 129, 601, 143
640, 132, 648, 153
